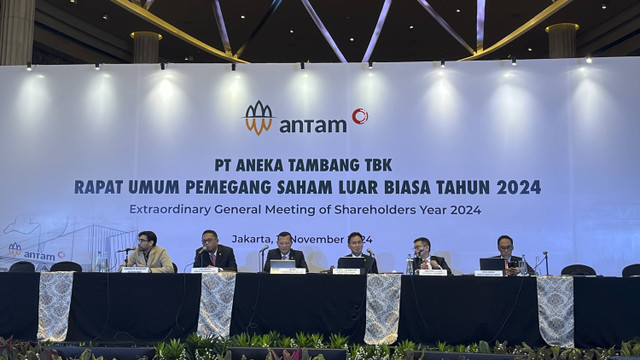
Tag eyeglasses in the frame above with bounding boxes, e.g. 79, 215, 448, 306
499, 245, 513, 250
202, 238, 216, 244
138, 238, 149, 242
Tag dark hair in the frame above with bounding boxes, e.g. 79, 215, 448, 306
348, 232, 364, 244
202, 229, 218, 238
138, 231, 157, 246
413, 237, 431, 250
277, 231, 292, 241
497, 235, 513, 246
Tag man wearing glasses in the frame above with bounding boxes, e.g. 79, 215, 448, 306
493, 234, 534, 276
263, 231, 308, 273
118, 231, 174, 273
193, 230, 237, 271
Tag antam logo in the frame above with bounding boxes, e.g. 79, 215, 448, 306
244, 100, 273, 136
243, 100, 369, 135
8, 242, 21, 257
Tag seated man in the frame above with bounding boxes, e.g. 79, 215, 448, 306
492, 235, 534, 276
193, 229, 237, 271
263, 231, 308, 272
412, 237, 452, 275
341, 232, 378, 274
118, 231, 174, 273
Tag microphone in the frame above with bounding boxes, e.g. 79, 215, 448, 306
259, 244, 269, 252
194, 246, 207, 267
117, 247, 136, 253
366, 248, 375, 257
543, 250, 549, 276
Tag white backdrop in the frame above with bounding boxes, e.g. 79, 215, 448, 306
0, 58, 638, 276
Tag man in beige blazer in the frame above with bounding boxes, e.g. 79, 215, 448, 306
118, 231, 174, 273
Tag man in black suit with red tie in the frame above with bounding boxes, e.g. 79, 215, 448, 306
412, 237, 452, 275
263, 231, 308, 273
344, 232, 378, 274
492, 234, 534, 276
193, 229, 238, 271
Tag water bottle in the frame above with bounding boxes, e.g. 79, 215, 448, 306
95, 251, 104, 272
102, 252, 109, 272
406, 254, 414, 275
519, 254, 528, 276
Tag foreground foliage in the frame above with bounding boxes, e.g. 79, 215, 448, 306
2, 334, 640, 360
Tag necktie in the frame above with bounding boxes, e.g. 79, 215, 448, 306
282, 255, 286, 260
210, 252, 216, 266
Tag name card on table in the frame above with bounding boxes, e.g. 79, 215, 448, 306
418, 269, 448, 276
474, 270, 504, 277
122, 267, 150, 273
333, 268, 363, 275
270, 268, 306, 274
191, 267, 220, 273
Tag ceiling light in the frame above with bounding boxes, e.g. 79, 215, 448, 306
289, 29, 294, 34
511, 56, 517, 66
586, 56, 593, 64
26, 61, 32, 71
349, 37, 355, 42
409, 25, 414, 29
300, 62, 305, 70
231, 63, 236, 71
601, 1, 607, 9
102, 14, 109, 21
527, 47, 533, 52
160, 62, 166, 70
94, 63, 101, 70
440, 59, 445, 68
456, 9, 461, 13
368, 61, 373, 69
240, 15, 245, 19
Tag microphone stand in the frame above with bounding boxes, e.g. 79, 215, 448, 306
124, 248, 133, 267
259, 249, 266, 272
366, 251, 375, 274
544, 251, 549, 276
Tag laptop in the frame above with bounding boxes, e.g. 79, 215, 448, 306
479, 257, 512, 271
270, 259, 296, 269
337, 256, 365, 269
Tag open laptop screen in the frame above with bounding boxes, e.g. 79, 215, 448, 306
337, 256, 365, 269
270, 259, 296, 269
479, 257, 509, 271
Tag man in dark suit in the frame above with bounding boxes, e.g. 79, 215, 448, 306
343, 232, 378, 274
412, 237, 452, 275
263, 231, 308, 272
492, 234, 534, 276
194, 229, 237, 271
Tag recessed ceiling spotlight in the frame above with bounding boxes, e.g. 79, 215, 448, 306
409, 25, 414, 29
240, 15, 246, 19
102, 14, 109, 21
456, 9, 461, 13
601, 1, 607, 9
349, 37, 355, 42
289, 29, 294, 34
527, 47, 533, 52
586, 56, 593, 64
